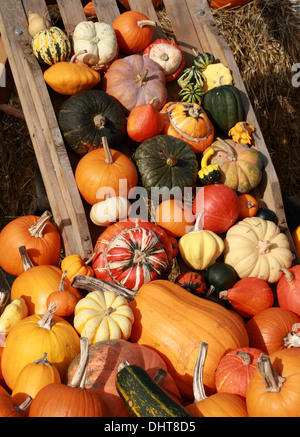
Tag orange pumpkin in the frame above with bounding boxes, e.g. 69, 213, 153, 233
60, 253, 95, 283
0, 385, 30, 417
238, 193, 258, 219
155, 198, 195, 237
126, 98, 164, 142
209, 0, 253, 10
46, 271, 79, 318
160, 101, 214, 154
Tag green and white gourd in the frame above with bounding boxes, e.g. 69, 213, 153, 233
32, 26, 71, 65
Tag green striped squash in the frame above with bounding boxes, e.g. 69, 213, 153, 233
193, 52, 215, 71
177, 65, 206, 89
32, 26, 71, 66
178, 83, 205, 104
115, 362, 190, 417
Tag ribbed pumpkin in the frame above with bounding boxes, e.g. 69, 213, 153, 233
58, 90, 126, 155
132, 135, 198, 198
160, 101, 214, 154
0, 385, 29, 417
60, 253, 94, 283
129, 280, 249, 400
276, 265, 300, 316
0, 211, 61, 277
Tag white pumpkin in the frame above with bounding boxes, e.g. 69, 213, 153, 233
223, 217, 293, 283
145, 42, 183, 76
72, 21, 118, 68
90, 196, 131, 226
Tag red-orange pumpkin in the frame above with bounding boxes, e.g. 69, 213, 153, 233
209, 0, 253, 10
126, 98, 164, 142
277, 265, 300, 316
175, 271, 207, 296
0, 385, 30, 417
155, 198, 195, 237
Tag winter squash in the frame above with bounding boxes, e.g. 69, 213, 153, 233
238, 193, 258, 219
129, 279, 249, 399
223, 217, 293, 283
246, 349, 300, 417
245, 307, 300, 354
28, 11, 51, 37
132, 135, 198, 198
126, 98, 164, 142
29, 337, 107, 417
46, 271, 79, 318
202, 84, 244, 134
205, 262, 237, 296
276, 265, 300, 316
75, 137, 138, 205
60, 253, 94, 283
0, 385, 30, 417
255, 207, 278, 225
12, 353, 61, 410
193, 51, 215, 71
155, 199, 195, 237
102, 54, 167, 115
112, 11, 156, 54
58, 89, 126, 155
0, 298, 28, 337
202, 63, 233, 92
71, 21, 118, 71
143, 39, 185, 82
202, 138, 263, 194
160, 101, 214, 154
185, 343, 248, 416
175, 271, 207, 296
73, 289, 134, 344
215, 346, 263, 399
228, 121, 255, 145
1, 303, 80, 391
219, 277, 274, 318
192, 184, 240, 234
177, 66, 206, 89
44, 51, 101, 95
90, 196, 131, 227
209, 0, 254, 10
178, 83, 205, 105
66, 339, 181, 417
10, 246, 82, 315
0, 210, 61, 277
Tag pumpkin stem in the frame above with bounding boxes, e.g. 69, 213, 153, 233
149, 97, 159, 106
84, 252, 96, 265
28, 210, 52, 238
190, 212, 204, 233
280, 267, 294, 283
256, 353, 286, 393
192, 342, 208, 402
68, 337, 89, 389
158, 150, 178, 166
103, 306, 117, 316
256, 239, 272, 254
101, 136, 114, 164
236, 351, 251, 366
135, 69, 148, 87
33, 352, 52, 366
133, 249, 147, 264
283, 332, 300, 348
37, 301, 57, 330
0, 290, 10, 315
215, 137, 238, 161
94, 114, 106, 130
14, 396, 32, 414
58, 270, 67, 292
137, 19, 157, 28
218, 290, 228, 300
118, 360, 130, 372
19, 245, 34, 271
70, 49, 88, 63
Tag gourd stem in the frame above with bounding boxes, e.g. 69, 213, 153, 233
135, 69, 149, 87
19, 245, 34, 271
33, 352, 52, 366
205, 285, 215, 298
37, 302, 57, 330
149, 97, 159, 106
236, 351, 251, 366
256, 353, 286, 393
160, 53, 169, 61
215, 137, 238, 161
43, 11, 51, 31
0, 290, 10, 315
118, 360, 130, 372
58, 270, 67, 292
137, 19, 156, 28
280, 267, 294, 283
101, 137, 114, 164
103, 306, 117, 316
256, 239, 272, 254
219, 290, 228, 300
69, 337, 89, 389
192, 342, 208, 402
84, 252, 96, 265
94, 115, 106, 130
70, 49, 88, 63
283, 332, 300, 348
28, 210, 52, 238
133, 249, 147, 264
14, 396, 32, 414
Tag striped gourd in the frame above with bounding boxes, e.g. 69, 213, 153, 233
178, 83, 204, 104
177, 65, 206, 89
193, 52, 215, 71
32, 26, 71, 65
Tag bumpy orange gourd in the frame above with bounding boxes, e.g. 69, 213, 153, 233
61, 253, 94, 283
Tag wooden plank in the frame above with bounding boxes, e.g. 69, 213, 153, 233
0, 37, 15, 108
0, 0, 93, 259
56, 0, 86, 35
92, 0, 120, 24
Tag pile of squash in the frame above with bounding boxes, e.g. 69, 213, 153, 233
0, 6, 300, 418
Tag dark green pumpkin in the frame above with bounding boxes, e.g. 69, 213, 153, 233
115, 362, 190, 417
193, 52, 215, 71
255, 207, 278, 225
202, 85, 244, 134
205, 262, 237, 295
58, 90, 126, 155
132, 135, 198, 199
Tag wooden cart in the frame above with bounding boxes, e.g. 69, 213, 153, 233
0, 0, 297, 261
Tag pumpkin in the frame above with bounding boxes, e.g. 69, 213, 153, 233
202, 63, 233, 92
28, 11, 51, 37
143, 39, 185, 82
155, 198, 195, 237
90, 196, 131, 227
31, 16, 71, 65
46, 271, 79, 318
60, 253, 94, 283
12, 353, 61, 410
74, 137, 138, 205
215, 346, 263, 399
177, 65, 206, 89
0, 210, 61, 277
126, 98, 164, 142
43, 51, 101, 95
71, 21, 118, 71
238, 193, 258, 219
219, 277, 274, 318
185, 343, 248, 417
245, 307, 300, 354
246, 349, 300, 417
228, 121, 255, 145
112, 11, 156, 54
1, 303, 80, 391
58, 90, 126, 155
102, 54, 167, 115
66, 339, 181, 417
129, 279, 249, 399
202, 84, 244, 134
209, 0, 254, 10
255, 207, 279, 224
0, 385, 30, 417
178, 83, 205, 105
10, 246, 83, 316
198, 148, 221, 185
292, 225, 300, 258
175, 271, 207, 296
276, 265, 300, 316
169, 236, 179, 257
205, 262, 237, 296
192, 184, 240, 234
160, 101, 214, 154
202, 138, 263, 194
73, 289, 134, 345
0, 297, 28, 337
223, 217, 293, 283
132, 135, 198, 199
29, 337, 107, 417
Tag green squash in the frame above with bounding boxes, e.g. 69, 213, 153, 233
115, 361, 190, 417
205, 262, 237, 295
202, 84, 244, 134
177, 65, 206, 89
132, 135, 198, 199
255, 207, 278, 225
193, 52, 215, 71
178, 83, 204, 104
32, 26, 71, 65
58, 90, 126, 155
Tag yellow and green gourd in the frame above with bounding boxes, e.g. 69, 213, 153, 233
32, 21, 71, 66
178, 83, 204, 104
177, 65, 206, 89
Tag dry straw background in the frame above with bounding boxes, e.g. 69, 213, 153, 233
0, 0, 299, 232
